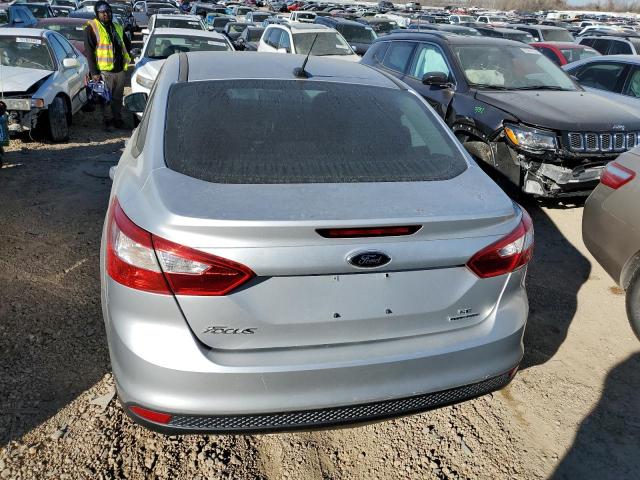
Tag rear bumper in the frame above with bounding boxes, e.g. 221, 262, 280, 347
103, 268, 527, 434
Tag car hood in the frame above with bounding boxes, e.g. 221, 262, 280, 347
476, 90, 640, 131
0, 67, 54, 94
136, 58, 165, 79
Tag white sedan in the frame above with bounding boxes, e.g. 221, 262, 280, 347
0, 28, 88, 142
131, 27, 234, 116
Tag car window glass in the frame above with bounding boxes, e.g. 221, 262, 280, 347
576, 62, 626, 92
382, 41, 414, 73
538, 47, 560, 65
278, 31, 290, 51
267, 28, 281, 47
591, 38, 610, 54
48, 35, 68, 63
408, 43, 449, 78
369, 41, 389, 63
608, 40, 632, 55
133, 80, 159, 157
623, 67, 640, 97
54, 33, 76, 57
579, 38, 595, 47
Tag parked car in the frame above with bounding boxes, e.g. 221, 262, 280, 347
209, 15, 236, 32
51, 0, 77, 6
563, 55, 640, 102
449, 14, 476, 24
130, 28, 233, 106
283, 10, 315, 23
20, 3, 56, 19
0, 4, 38, 28
191, 3, 227, 19
244, 11, 271, 23
509, 24, 574, 42
110, 50, 531, 433
0, 28, 88, 141
583, 155, 640, 338
365, 18, 397, 35
144, 13, 205, 34
475, 15, 510, 27
578, 34, 640, 55
223, 21, 250, 42
50, 6, 75, 17
314, 16, 376, 55
37, 18, 88, 56
532, 41, 599, 66
475, 26, 534, 43
111, 3, 138, 37
258, 23, 359, 61
234, 24, 264, 50
132, 1, 173, 30
404, 24, 481, 36
68, 10, 132, 41
226, 5, 253, 21
361, 32, 640, 198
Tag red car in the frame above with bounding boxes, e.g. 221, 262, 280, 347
37, 18, 88, 57
531, 41, 600, 66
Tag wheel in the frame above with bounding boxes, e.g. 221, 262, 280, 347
626, 268, 640, 340
48, 96, 70, 142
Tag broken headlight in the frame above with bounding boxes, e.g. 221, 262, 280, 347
504, 123, 557, 153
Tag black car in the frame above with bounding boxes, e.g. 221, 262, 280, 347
362, 32, 640, 197
366, 18, 398, 36
223, 21, 249, 42
235, 24, 264, 50
0, 4, 38, 28
314, 16, 376, 55
475, 26, 534, 43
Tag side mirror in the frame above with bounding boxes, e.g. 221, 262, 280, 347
62, 57, 80, 68
130, 47, 142, 57
422, 71, 450, 86
123, 92, 148, 113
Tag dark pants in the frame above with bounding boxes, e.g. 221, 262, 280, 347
101, 70, 126, 123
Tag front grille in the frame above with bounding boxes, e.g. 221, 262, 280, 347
567, 131, 639, 153
166, 373, 512, 432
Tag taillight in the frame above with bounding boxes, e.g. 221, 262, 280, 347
106, 199, 255, 296
107, 199, 171, 294
316, 225, 421, 238
467, 209, 534, 279
600, 161, 636, 190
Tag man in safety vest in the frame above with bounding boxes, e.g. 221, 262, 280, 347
84, 0, 131, 130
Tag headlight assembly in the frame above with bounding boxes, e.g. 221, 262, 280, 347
504, 123, 557, 153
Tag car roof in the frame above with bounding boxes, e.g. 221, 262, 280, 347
274, 23, 331, 32
573, 54, 640, 64
154, 13, 201, 20
37, 17, 88, 25
0, 28, 48, 37
317, 16, 367, 27
511, 23, 566, 30
185, 51, 400, 88
381, 31, 526, 47
150, 27, 227, 39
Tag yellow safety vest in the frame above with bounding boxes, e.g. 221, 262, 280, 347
87, 19, 131, 72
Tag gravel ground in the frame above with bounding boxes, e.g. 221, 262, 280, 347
0, 109, 639, 480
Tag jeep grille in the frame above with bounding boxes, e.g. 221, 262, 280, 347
567, 132, 639, 153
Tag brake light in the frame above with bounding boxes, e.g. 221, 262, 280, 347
316, 225, 421, 238
107, 199, 171, 294
600, 162, 636, 190
467, 209, 534, 279
129, 405, 172, 424
106, 199, 255, 296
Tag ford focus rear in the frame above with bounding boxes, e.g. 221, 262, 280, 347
101, 52, 531, 433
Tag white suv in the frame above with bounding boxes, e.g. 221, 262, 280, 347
257, 23, 359, 62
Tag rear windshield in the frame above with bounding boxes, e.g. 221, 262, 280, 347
42, 23, 86, 41
560, 47, 599, 63
155, 18, 203, 29
164, 80, 466, 184
542, 28, 574, 42
247, 28, 263, 41
337, 24, 376, 43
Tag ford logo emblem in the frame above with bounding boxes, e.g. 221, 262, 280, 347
347, 251, 392, 269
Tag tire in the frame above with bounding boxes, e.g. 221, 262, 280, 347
48, 96, 69, 142
626, 268, 640, 340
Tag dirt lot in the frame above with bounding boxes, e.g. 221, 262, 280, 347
0, 110, 639, 480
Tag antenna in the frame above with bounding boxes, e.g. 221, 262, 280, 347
293, 33, 318, 79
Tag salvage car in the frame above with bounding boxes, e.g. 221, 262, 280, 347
563, 55, 640, 103
234, 25, 264, 50
531, 41, 600, 66
314, 16, 376, 55
105, 51, 531, 433
0, 28, 88, 141
362, 32, 640, 198
37, 18, 88, 56
130, 28, 233, 105
0, 4, 38, 28
145, 13, 205, 32
583, 155, 640, 339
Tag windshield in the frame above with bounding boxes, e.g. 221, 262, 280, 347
560, 47, 599, 63
542, 29, 574, 42
156, 18, 204, 29
293, 31, 352, 55
0, 36, 54, 70
490, 16, 508, 22
213, 17, 232, 26
453, 45, 576, 90
25, 5, 52, 18
237, 7, 252, 14
42, 24, 86, 41
145, 34, 230, 58
457, 15, 474, 22
247, 28, 264, 41
165, 80, 466, 184
506, 31, 534, 43
337, 24, 376, 43
228, 23, 247, 33
251, 12, 270, 20
296, 12, 315, 19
